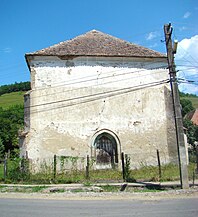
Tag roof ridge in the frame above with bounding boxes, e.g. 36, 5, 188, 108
26, 30, 166, 58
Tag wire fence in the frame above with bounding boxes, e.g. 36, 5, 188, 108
0, 148, 198, 184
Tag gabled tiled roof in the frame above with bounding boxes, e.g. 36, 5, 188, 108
185, 109, 198, 125
26, 30, 166, 58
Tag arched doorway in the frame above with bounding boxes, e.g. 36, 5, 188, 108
92, 130, 119, 169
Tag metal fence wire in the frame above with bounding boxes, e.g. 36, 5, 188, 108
0, 148, 197, 183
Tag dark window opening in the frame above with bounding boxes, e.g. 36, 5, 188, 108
94, 133, 118, 166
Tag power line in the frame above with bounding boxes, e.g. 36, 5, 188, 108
178, 79, 198, 84
30, 58, 167, 90
177, 44, 198, 66
29, 66, 168, 100
29, 79, 169, 114
0, 59, 166, 87
176, 65, 198, 68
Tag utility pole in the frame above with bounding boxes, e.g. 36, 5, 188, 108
164, 23, 189, 189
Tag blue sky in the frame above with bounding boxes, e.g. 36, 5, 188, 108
0, 0, 198, 95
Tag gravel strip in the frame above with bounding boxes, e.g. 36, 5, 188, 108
0, 187, 198, 201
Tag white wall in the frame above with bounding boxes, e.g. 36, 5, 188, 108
22, 56, 177, 169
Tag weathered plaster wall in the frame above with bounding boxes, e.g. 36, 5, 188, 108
21, 56, 178, 169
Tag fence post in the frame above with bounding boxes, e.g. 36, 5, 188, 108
157, 149, 161, 181
121, 152, 125, 181
86, 155, 89, 180
21, 157, 25, 181
53, 155, 57, 180
125, 154, 130, 182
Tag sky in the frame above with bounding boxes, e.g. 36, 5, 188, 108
0, 0, 198, 95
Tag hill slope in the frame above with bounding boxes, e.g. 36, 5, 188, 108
0, 91, 197, 110
180, 96, 198, 108
0, 91, 25, 109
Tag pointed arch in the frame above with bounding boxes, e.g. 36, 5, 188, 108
91, 129, 121, 168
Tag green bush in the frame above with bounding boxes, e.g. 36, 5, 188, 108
6, 158, 30, 182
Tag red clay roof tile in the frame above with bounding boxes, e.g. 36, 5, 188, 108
26, 30, 166, 58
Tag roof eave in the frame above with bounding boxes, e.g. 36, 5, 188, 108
25, 54, 31, 71
25, 53, 167, 59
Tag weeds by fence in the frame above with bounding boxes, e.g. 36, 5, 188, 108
0, 149, 197, 184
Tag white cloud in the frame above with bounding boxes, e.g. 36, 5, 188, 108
176, 35, 198, 60
178, 82, 198, 95
175, 35, 198, 95
146, 31, 158, 40
183, 11, 191, 19
2, 47, 12, 53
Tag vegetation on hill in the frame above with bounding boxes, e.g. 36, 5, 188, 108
0, 82, 30, 96
0, 81, 198, 159
180, 92, 198, 150
180, 98, 195, 118
0, 105, 24, 158
0, 92, 25, 109
0, 82, 30, 158
180, 92, 198, 109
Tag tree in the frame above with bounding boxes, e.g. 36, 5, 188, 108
0, 81, 30, 96
0, 105, 24, 157
183, 119, 198, 149
180, 98, 194, 117
179, 92, 198, 151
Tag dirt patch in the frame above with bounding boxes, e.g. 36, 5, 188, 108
0, 187, 198, 201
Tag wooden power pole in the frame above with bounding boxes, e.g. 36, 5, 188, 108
164, 23, 189, 189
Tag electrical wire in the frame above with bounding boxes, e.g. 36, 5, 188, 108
29, 65, 168, 100
27, 79, 170, 114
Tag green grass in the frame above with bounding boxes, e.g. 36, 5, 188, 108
1, 159, 197, 185
100, 185, 120, 192
181, 96, 198, 108
130, 163, 196, 182
0, 91, 25, 109
89, 169, 122, 182
31, 186, 48, 192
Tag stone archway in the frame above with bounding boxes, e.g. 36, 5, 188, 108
91, 130, 120, 169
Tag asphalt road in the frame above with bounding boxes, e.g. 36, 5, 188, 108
0, 198, 198, 217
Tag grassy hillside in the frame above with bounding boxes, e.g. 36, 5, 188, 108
0, 90, 197, 110
0, 91, 25, 109
180, 96, 198, 109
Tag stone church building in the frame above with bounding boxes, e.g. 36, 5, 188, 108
20, 30, 179, 170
